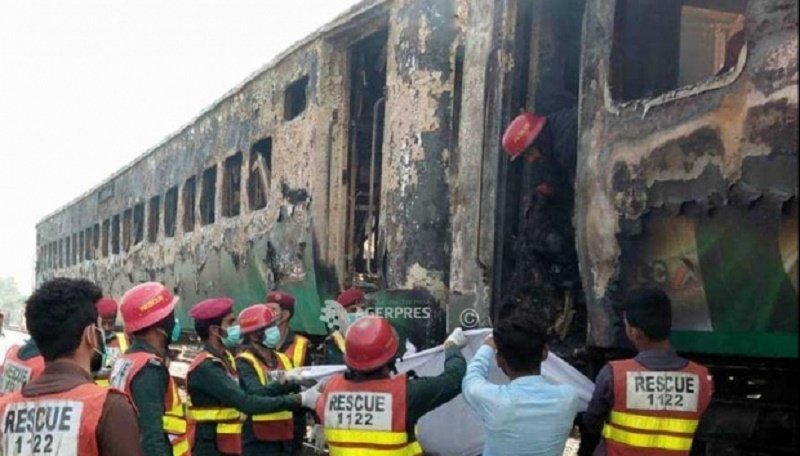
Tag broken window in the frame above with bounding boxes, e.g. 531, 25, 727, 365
72, 233, 79, 264
611, 0, 745, 101
451, 45, 465, 151
123, 209, 132, 252
102, 219, 110, 257
92, 224, 100, 259
148, 196, 160, 243
85, 228, 93, 260
248, 138, 272, 211
78, 231, 85, 262
345, 30, 387, 279
165, 186, 178, 237
65, 236, 71, 267
200, 166, 217, 225
58, 239, 63, 269
133, 203, 145, 245
284, 75, 308, 120
222, 152, 242, 217
183, 176, 196, 232
112, 215, 121, 254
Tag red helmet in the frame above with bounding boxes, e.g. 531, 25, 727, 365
96, 297, 118, 319
238, 304, 276, 335
344, 316, 399, 372
502, 112, 546, 160
120, 282, 178, 333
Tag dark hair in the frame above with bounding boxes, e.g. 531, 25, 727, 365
621, 287, 672, 341
493, 311, 548, 372
25, 278, 102, 362
195, 316, 224, 340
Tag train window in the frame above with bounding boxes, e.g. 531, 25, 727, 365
201, 166, 217, 226
92, 224, 100, 259
133, 203, 145, 245
165, 186, 178, 237
248, 138, 272, 211
65, 236, 71, 266
72, 233, 78, 264
222, 152, 242, 217
57, 239, 62, 269
78, 231, 85, 262
451, 45, 464, 151
123, 209, 133, 251
112, 215, 121, 255
102, 219, 110, 257
284, 75, 308, 120
611, 0, 745, 102
85, 227, 93, 260
183, 176, 196, 232
148, 196, 160, 243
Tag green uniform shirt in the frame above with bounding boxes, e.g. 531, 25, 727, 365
188, 343, 301, 456
277, 330, 310, 452
126, 338, 173, 456
235, 349, 300, 456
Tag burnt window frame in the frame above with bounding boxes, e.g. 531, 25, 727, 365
165, 186, 178, 238
102, 219, 110, 257
148, 195, 160, 243
284, 75, 309, 120
222, 152, 243, 217
200, 165, 217, 226
183, 176, 197, 233
133, 203, 145, 245
65, 236, 71, 266
92, 224, 100, 259
608, 0, 747, 106
72, 233, 79, 264
122, 209, 133, 252
112, 214, 121, 254
248, 138, 272, 211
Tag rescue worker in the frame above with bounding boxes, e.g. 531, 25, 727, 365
265, 291, 310, 368
235, 304, 302, 456
578, 288, 714, 455
264, 290, 311, 455
110, 282, 187, 456
322, 287, 366, 365
95, 296, 130, 387
186, 297, 320, 456
315, 316, 468, 455
0, 337, 44, 394
0, 277, 142, 455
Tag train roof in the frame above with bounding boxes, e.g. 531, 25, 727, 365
36, 0, 385, 228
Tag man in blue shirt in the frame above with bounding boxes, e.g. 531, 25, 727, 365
463, 311, 580, 455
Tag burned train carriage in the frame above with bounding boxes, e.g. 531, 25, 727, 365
36, 0, 796, 452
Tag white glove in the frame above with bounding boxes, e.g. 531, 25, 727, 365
300, 384, 322, 409
444, 327, 467, 348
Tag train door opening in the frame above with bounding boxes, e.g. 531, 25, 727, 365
496, 0, 586, 354
344, 29, 388, 286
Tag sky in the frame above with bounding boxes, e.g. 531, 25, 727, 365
0, 0, 362, 295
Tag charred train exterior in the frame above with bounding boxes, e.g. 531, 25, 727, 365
36, 0, 797, 450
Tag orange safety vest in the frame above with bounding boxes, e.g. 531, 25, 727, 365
1, 344, 45, 394
316, 373, 423, 456
283, 334, 309, 367
0, 382, 112, 456
235, 350, 294, 442
96, 332, 131, 388
602, 358, 713, 455
111, 351, 189, 456
186, 351, 242, 455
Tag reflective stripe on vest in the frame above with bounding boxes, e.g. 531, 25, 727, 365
111, 350, 188, 456
186, 351, 242, 453
602, 358, 713, 455
0, 382, 112, 456
115, 332, 130, 353
236, 350, 294, 442
1, 345, 45, 394
285, 335, 309, 367
318, 373, 422, 456
332, 331, 346, 353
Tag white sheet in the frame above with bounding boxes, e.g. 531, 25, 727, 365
292, 329, 594, 456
